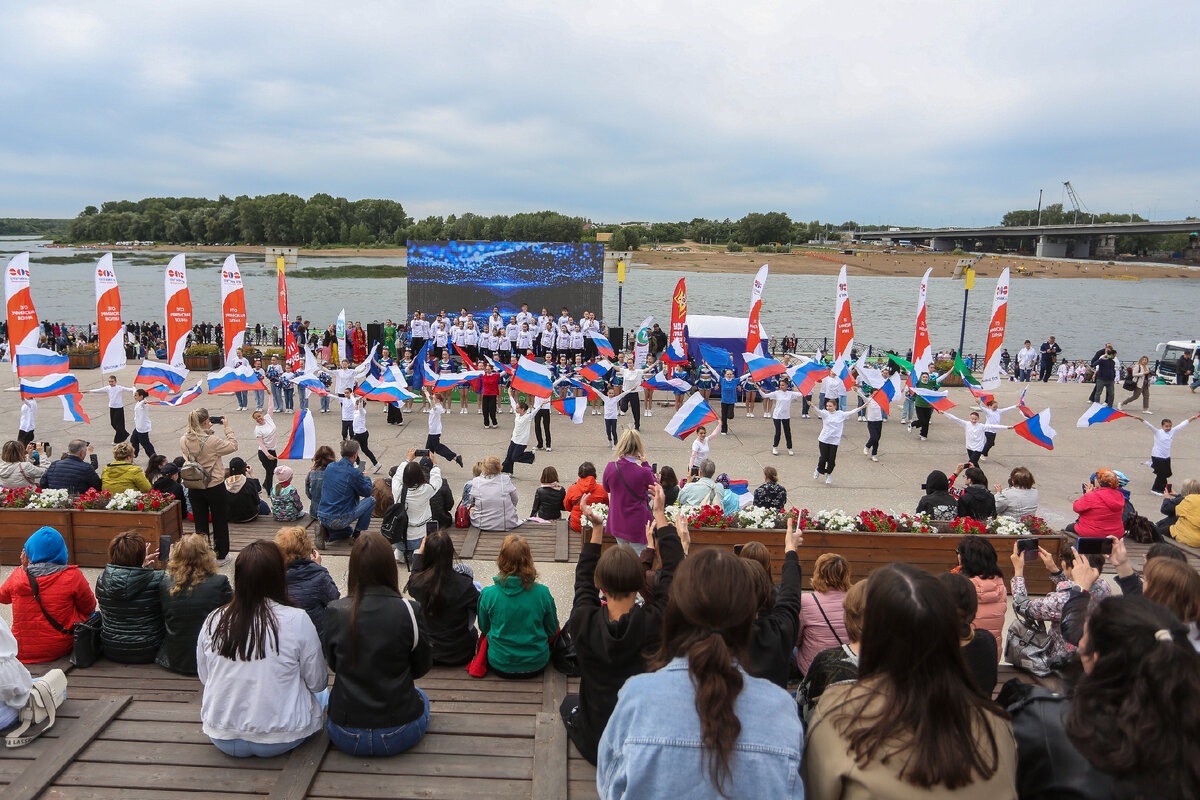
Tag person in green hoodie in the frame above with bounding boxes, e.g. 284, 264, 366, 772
101, 441, 152, 494
477, 533, 559, 678
910, 371, 940, 440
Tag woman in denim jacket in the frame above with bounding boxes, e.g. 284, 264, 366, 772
597, 547, 803, 799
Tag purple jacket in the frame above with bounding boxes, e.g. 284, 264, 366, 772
602, 457, 656, 544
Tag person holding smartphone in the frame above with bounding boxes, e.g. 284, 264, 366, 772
1009, 543, 1111, 665
1067, 469, 1127, 540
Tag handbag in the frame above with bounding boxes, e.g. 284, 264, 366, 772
454, 502, 471, 529
1004, 608, 1054, 677
467, 635, 489, 678
549, 627, 581, 677
380, 485, 410, 545
5, 668, 67, 747
1122, 373, 1137, 391
27, 573, 104, 668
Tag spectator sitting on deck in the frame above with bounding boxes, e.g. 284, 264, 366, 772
95, 531, 164, 664
0, 527, 96, 664
156, 533, 231, 676
275, 526, 340, 645
101, 441, 151, 494
39, 439, 100, 494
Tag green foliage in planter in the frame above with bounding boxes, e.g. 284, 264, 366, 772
68, 342, 100, 354
184, 343, 221, 356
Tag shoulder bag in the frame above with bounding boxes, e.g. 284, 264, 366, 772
5, 668, 68, 748
380, 485, 410, 545
454, 501, 471, 529
27, 572, 103, 668
811, 595, 845, 646
614, 461, 652, 513
549, 627, 581, 677
179, 436, 211, 490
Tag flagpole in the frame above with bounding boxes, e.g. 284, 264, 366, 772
617, 257, 625, 328
957, 265, 975, 358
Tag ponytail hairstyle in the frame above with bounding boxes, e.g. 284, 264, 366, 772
186, 408, 210, 435
1066, 596, 1200, 796
650, 547, 757, 794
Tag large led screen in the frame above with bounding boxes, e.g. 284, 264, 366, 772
406, 241, 604, 318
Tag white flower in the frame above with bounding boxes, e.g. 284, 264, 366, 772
735, 506, 781, 529
106, 489, 147, 511
581, 503, 609, 528
26, 489, 69, 509
989, 516, 1029, 537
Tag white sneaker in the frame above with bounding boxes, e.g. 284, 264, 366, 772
215, 555, 233, 567
1143, 409, 1153, 414
393, 549, 401, 562
802, 414, 810, 419
645, 411, 652, 417
422, 408, 429, 413
871, 455, 879, 462
788, 449, 793, 456
1142, 460, 1153, 467
619, 411, 626, 416
1116, 402, 1124, 410
373, 463, 382, 474
772, 447, 778, 455
919, 436, 927, 441
546, 447, 552, 452
863, 446, 870, 456
1151, 490, 1164, 497
980, 455, 988, 461
825, 475, 833, 484
813, 469, 820, 480
746, 412, 754, 417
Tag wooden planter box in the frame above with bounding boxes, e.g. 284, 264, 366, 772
184, 354, 219, 370
68, 351, 101, 370
603, 528, 1067, 594
0, 502, 183, 568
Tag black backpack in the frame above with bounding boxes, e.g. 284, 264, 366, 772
380, 485, 409, 545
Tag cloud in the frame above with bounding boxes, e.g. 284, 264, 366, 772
0, 0, 1196, 224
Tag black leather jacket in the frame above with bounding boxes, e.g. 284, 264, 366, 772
407, 555, 479, 666
96, 564, 165, 663
155, 573, 232, 675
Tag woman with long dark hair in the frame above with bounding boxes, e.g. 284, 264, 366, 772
405, 530, 480, 665
597, 547, 803, 798
196, 540, 328, 758
324, 533, 432, 756
955, 536, 1007, 654
803, 563, 1015, 798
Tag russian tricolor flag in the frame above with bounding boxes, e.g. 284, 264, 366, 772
423, 363, 473, 393
280, 409, 316, 459
288, 373, 329, 397
912, 386, 957, 411
61, 393, 90, 423
578, 359, 613, 382
512, 356, 554, 398
664, 393, 719, 440
1014, 408, 1056, 450
135, 360, 187, 393
664, 339, 687, 364
587, 331, 615, 359
148, 383, 204, 407
786, 359, 831, 395
484, 354, 515, 376
965, 383, 996, 406
1017, 387, 1036, 418
551, 395, 588, 423
742, 352, 787, 382
15, 346, 69, 378
871, 374, 903, 415
643, 372, 692, 394
727, 479, 752, 508
206, 364, 266, 394
357, 374, 416, 403
1076, 402, 1134, 428
20, 374, 82, 399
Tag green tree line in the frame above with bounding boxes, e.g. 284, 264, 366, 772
1002, 204, 1198, 254
0, 218, 70, 237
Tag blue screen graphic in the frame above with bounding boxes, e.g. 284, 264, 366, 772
406, 241, 604, 319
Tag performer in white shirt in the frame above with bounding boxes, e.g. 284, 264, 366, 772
814, 397, 862, 485
130, 389, 156, 458
755, 376, 806, 456
943, 410, 1010, 467
516, 304, 535, 328
516, 323, 535, 354
618, 359, 646, 430
88, 375, 135, 443
502, 389, 536, 474
1144, 415, 1197, 495
978, 398, 1019, 459
18, 398, 37, 448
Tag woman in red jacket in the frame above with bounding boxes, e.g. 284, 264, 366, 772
1069, 468, 1127, 539
0, 527, 97, 663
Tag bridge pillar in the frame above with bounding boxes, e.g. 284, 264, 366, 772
930, 237, 956, 252
1072, 237, 1091, 258
1035, 235, 1067, 258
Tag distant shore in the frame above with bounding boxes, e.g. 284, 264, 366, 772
99, 242, 1200, 280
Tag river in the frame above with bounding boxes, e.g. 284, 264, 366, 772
3, 238, 1196, 360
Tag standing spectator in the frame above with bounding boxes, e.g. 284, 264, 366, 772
797, 554, 851, 674
156, 534, 232, 675
1088, 346, 1118, 407
95, 531, 165, 664
180, 410, 239, 565
1119, 355, 1154, 413
1039, 335, 1061, 382
477, 534, 559, 679
406, 530, 480, 666
602, 429, 657, 551
390, 452, 445, 564
0, 527, 96, 663
275, 527, 339, 644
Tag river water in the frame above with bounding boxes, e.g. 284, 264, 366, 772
3, 238, 1196, 360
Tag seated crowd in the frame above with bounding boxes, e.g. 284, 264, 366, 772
3, 424, 1200, 798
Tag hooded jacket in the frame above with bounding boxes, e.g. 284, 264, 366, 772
285, 559, 340, 643
957, 484, 997, 521
101, 461, 152, 494
970, 574, 1008, 652
564, 476, 608, 532
1072, 486, 1126, 538
0, 459, 46, 489
0, 562, 96, 663
478, 575, 558, 673
156, 573, 231, 675
223, 475, 263, 523
95, 564, 165, 663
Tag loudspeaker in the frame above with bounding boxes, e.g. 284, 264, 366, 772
367, 323, 383, 352
606, 327, 624, 354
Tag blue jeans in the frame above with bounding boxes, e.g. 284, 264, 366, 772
325, 688, 429, 757
211, 689, 329, 758
321, 496, 376, 533
253, 389, 266, 410
299, 388, 309, 411
320, 394, 330, 412
0, 702, 17, 729
283, 384, 295, 411
271, 384, 284, 409
234, 391, 248, 409
902, 395, 915, 420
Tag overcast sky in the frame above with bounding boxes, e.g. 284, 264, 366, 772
2, 1, 1197, 226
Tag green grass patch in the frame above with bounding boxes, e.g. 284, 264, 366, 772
292, 263, 407, 279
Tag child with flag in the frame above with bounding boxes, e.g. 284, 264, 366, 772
1143, 415, 1198, 495
421, 389, 466, 468
502, 389, 536, 475
910, 372, 941, 440
533, 391, 553, 452
479, 360, 503, 428
17, 399, 37, 448
753, 375, 806, 456
978, 398, 1019, 459
814, 396, 862, 485
130, 389, 156, 459
941, 411, 1011, 468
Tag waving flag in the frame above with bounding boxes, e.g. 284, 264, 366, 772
147, 383, 204, 407
94, 254, 126, 374
727, 479, 752, 508
20, 373, 81, 399
288, 373, 330, 397
742, 352, 786, 382
551, 395, 588, 423
912, 268, 933, 380
643, 372, 692, 393
15, 346, 68, 378
512, 356, 554, 398
484, 353, 515, 376
163, 255, 192, 370
587, 331, 615, 359
567, 377, 601, 400
410, 341, 432, 389
280, 409, 316, 460
5, 252, 40, 373
1017, 387, 1036, 418
61, 393, 89, 423
833, 352, 856, 391
423, 363, 479, 392
981, 268, 1010, 390
853, 354, 886, 390
578, 359, 612, 382
633, 317, 654, 368
206, 364, 266, 394
357, 373, 416, 403
832, 265, 854, 377
663, 278, 688, 365
746, 264, 769, 355
220, 255, 247, 365
134, 360, 187, 394
871, 374, 904, 415
1014, 408, 1056, 450
787, 358, 832, 395
453, 343, 478, 371
911, 386, 957, 411
665, 393, 719, 440
699, 342, 734, 375
1077, 402, 1134, 428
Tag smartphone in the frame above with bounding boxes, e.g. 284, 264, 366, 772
42, 442, 52, 457
209, 415, 225, 424
158, 535, 172, 562
414, 449, 430, 457
1077, 538, 1114, 556
651, 463, 658, 475
1081, 483, 1088, 494
1016, 537, 1039, 561
1167, 483, 1173, 494
733, 544, 745, 556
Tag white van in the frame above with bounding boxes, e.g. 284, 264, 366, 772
1155, 340, 1200, 382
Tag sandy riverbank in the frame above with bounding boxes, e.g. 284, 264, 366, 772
122, 243, 1200, 280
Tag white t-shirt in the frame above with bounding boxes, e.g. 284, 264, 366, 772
255, 414, 278, 451
691, 436, 710, 465
945, 413, 1004, 451
90, 384, 133, 408
19, 399, 36, 431
512, 410, 533, 446
428, 403, 445, 435
817, 408, 859, 445
533, 395, 552, 412
820, 375, 846, 400
763, 390, 805, 420
1148, 418, 1189, 459
340, 396, 356, 421
352, 404, 368, 435
134, 400, 152, 433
